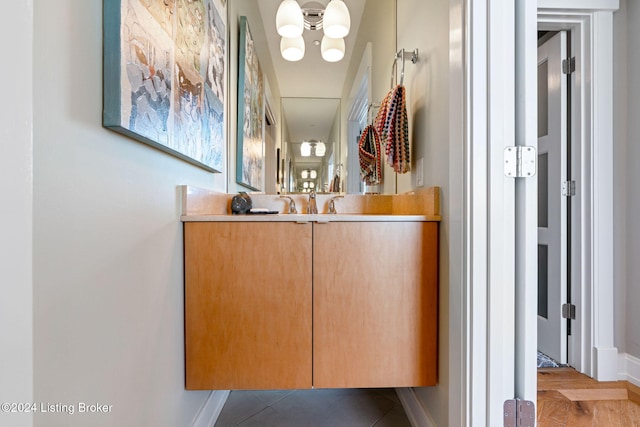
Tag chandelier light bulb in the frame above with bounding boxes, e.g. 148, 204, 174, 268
276, 0, 304, 38
300, 142, 311, 157
315, 142, 326, 156
301, 170, 309, 179
280, 36, 305, 61
323, 0, 351, 39
310, 170, 317, 179
320, 36, 345, 62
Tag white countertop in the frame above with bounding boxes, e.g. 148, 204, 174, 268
181, 213, 441, 222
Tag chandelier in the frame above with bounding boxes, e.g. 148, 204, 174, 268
301, 169, 318, 179
276, 0, 351, 62
300, 141, 326, 157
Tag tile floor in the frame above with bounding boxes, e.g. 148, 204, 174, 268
214, 388, 411, 427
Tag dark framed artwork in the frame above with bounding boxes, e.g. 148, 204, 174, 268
236, 16, 265, 191
276, 148, 281, 185
103, 0, 227, 173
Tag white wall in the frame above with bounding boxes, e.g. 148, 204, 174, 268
619, 0, 640, 359
31, 1, 224, 425
613, 0, 640, 364
613, 0, 628, 356
396, 0, 454, 425
0, 3, 34, 427
396, 0, 450, 197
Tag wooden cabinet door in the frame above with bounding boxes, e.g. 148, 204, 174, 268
313, 221, 438, 388
184, 222, 313, 390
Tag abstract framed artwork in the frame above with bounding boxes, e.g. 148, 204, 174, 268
236, 16, 265, 191
103, 0, 227, 173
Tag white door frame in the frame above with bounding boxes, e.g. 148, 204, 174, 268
515, 0, 540, 405
536, 0, 619, 381
454, 0, 618, 424
464, 0, 518, 425
465, 0, 619, 425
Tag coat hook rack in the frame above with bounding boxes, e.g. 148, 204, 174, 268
390, 48, 419, 87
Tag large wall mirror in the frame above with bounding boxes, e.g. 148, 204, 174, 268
228, 0, 397, 194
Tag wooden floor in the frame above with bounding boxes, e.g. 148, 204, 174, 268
538, 367, 640, 426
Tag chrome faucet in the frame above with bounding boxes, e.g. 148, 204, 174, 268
307, 189, 318, 214
328, 195, 344, 214
279, 195, 297, 214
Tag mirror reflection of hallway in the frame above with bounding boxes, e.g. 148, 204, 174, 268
281, 98, 340, 193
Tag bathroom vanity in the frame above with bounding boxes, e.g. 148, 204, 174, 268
181, 186, 441, 390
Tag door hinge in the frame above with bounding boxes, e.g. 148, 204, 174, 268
562, 180, 576, 197
562, 57, 576, 74
562, 303, 576, 320
504, 399, 536, 427
504, 146, 537, 178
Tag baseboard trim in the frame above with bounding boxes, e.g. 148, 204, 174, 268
594, 346, 619, 381
191, 390, 230, 427
396, 388, 438, 427
618, 352, 640, 388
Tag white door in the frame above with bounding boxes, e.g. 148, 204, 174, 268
537, 31, 568, 364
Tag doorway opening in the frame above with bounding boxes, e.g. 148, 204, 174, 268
536, 5, 619, 383
536, 29, 573, 369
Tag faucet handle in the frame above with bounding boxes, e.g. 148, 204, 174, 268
279, 195, 297, 214
307, 189, 318, 214
328, 195, 344, 214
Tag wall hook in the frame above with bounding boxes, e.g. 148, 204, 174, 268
390, 48, 419, 87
